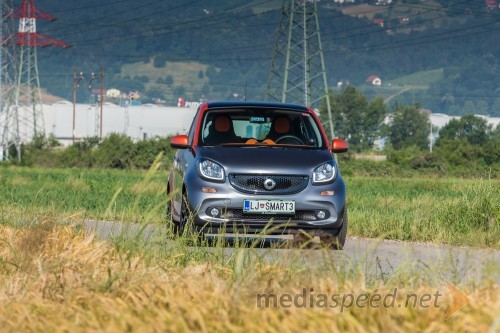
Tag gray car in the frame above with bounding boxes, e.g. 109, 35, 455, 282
167, 101, 349, 248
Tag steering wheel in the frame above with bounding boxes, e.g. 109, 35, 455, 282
275, 135, 304, 145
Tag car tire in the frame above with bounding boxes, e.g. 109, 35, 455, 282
179, 193, 192, 236
166, 199, 179, 236
319, 210, 348, 250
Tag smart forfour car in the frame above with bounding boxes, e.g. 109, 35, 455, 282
167, 102, 349, 248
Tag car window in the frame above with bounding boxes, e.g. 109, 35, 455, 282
198, 109, 324, 148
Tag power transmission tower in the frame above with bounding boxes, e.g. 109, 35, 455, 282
0, 0, 68, 161
265, 0, 334, 139
0, 0, 18, 160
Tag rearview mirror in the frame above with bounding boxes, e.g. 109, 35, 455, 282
170, 135, 189, 149
331, 139, 348, 153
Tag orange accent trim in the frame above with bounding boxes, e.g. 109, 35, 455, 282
245, 139, 258, 144
192, 103, 209, 148
262, 139, 275, 145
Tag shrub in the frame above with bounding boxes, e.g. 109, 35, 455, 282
95, 133, 135, 169
410, 153, 445, 171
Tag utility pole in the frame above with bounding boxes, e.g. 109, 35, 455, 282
266, 0, 334, 139
430, 121, 433, 153
100, 64, 103, 138
72, 68, 82, 144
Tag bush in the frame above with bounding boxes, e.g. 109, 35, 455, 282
410, 153, 446, 171
60, 137, 100, 168
132, 137, 171, 169
95, 134, 135, 169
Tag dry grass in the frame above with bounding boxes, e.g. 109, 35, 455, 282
0, 223, 498, 332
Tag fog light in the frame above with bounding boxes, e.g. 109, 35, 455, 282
321, 191, 334, 196
316, 210, 326, 219
210, 208, 220, 217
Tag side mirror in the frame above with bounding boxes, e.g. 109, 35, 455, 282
170, 135, 189, 149
331, 139, 348, 153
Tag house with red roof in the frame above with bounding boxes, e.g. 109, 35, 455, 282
365, 75, 382, 86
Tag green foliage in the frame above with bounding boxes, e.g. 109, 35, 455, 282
173, 85, 186, 97
388, 104, 429, 150
387, 145, 422, 165
133, 75, 150, 84
165, 75, 174, 86
410, 153, 445, 172
13, 134, 177, 171
95, 134, 135, 169
320, 87, 387, 151
153, 55, 168, 68
133, 138, 171, 169
437, 114, 492, 146
20, 134, 61, 168
60, 137, 100, 168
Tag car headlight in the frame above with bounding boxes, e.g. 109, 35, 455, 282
198, 159, 225, 181
312, 162, 336, 184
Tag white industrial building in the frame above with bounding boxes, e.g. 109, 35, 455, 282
43, 102, 197, 145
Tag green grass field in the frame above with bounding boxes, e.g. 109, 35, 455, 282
121, 59, 210, 100
1, 166, 498, 248
390, 68, 444, 86
0, 165, 499, 331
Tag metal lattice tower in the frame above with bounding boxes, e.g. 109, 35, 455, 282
0, 0, 18, 160
265, 0, 334, 138
1, 0, 68, 160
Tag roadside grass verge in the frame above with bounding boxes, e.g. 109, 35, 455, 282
347, 176, 500, 248
0, 221, 498, 332
0, 164, 498, 248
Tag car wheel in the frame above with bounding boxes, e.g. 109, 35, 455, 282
318, 210, 348, 250
179, 193, 196, 237
166, 199, 179, 236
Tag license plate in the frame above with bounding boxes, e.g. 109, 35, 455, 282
243, 199, 295, 214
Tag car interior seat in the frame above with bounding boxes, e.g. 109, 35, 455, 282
267, 116, 291, 141
203, 115, 239, 145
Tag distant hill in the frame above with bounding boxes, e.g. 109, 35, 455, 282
29, 0, 500, 116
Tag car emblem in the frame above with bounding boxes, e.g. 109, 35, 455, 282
263, 178, 277, 190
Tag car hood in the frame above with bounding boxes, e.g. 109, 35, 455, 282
196, 146, 333, 174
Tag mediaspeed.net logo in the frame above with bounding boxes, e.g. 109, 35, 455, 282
256, 281, 469, 320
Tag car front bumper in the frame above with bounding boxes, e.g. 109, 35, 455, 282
185, 174, 346, 234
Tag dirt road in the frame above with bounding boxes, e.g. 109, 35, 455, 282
82, 220, 500, 283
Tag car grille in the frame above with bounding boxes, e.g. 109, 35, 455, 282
228, 174, 309, 194
220, 209, 328, 222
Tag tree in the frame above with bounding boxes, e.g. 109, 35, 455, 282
165, 75, 174, 86
153, 55, 168, 68
388, 104, 430, 150
436, 114, 492, 146
173, 85, 186, 97
319, 87, 387, 151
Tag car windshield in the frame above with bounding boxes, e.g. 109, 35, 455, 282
198, 108, 325, 149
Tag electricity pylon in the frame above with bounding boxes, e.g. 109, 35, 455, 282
0, 0, 18, 160
1, 0, 68, 161
266, 0, 334, 139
